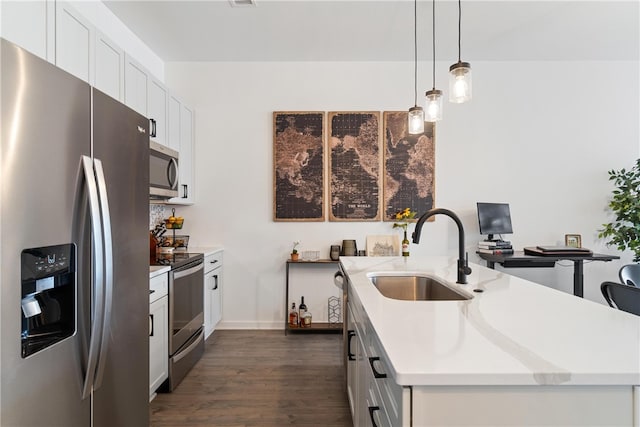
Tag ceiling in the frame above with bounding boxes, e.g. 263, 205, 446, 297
103, 0, 639, 62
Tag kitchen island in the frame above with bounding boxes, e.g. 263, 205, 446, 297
340, 255, 640, 426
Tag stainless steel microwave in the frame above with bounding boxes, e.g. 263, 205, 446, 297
150, 140, 179, 199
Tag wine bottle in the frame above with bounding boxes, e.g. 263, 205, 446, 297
299, 296, 307, 327
402, 230, 410, 257
288, 302, 298, 328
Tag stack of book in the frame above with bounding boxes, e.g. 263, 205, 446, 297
477, 240, 514, 255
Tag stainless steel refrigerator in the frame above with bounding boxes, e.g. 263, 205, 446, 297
1, 39, 150, 426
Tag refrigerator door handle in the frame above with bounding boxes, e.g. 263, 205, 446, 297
92, 159, 114, 391
80, 156, 106, 400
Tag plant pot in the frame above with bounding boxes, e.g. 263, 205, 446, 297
291, 253, 299, 261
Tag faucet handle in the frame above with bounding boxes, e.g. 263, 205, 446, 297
463, 252, 472, 275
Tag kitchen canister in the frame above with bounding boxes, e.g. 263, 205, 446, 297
341, 240, 357, 256
330, 245, 341, 261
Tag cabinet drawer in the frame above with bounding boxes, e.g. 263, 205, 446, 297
366, 374, 393, 427
368, 334, 403, 426
150, 273, 168, 303
204, 252, 223, 274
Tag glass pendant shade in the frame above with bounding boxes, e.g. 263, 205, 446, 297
449, 61, 472, 103
408, 106, 425, 134
425, 89, 443, 122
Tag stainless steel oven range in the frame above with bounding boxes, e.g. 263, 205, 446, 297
151, 252, 204, 391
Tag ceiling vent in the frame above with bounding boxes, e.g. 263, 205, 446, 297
228, 0, 256, 7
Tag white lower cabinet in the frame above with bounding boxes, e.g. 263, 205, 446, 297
149, 273, 169, 400
347, 287, 407, 426
203, 251, 223, 339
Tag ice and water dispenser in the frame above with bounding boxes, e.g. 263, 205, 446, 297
21, 244, 75, 358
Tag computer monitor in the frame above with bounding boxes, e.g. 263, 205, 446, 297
477, 202, 513, 241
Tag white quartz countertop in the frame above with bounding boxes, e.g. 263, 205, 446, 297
340, 256, 640, 387
149, 265, 170, 279
189, 246, 224, 256
149, 246, 222, 279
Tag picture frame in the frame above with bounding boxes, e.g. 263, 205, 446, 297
366, 235, 400, 256
382, 111, 435, 222
328, 111, 381, 221
273, 111, 326, 222
565, 234, 582, 248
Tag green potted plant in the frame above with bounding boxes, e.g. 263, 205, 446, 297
598, 159, 640, 262
291, 241, 300, 261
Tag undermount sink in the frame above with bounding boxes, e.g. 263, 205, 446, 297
368, 275, 472, 301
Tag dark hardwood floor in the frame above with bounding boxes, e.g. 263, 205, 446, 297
150, 330, 353, 427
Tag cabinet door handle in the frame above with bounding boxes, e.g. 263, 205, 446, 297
212, 275, 219, 290
210, 260, 218, 265
368, 406, 380, 427
368, 356, 387, 379
149, 314, 154, 337
149, 118, 157, 137
182, 184, 188, 199
347, 330, 356, 361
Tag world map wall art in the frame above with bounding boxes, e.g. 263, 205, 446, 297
382, 111, 435, 222
273, 112, 325, 221
272, 111, 435, 222
328, 112, 381, 221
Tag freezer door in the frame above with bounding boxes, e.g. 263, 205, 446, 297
91, 88, 150, 427
1, 39, 91, 426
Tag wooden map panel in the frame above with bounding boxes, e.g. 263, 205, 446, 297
382, 111, 435, 221
273, 112, 325, 221
329, 112, 381, 221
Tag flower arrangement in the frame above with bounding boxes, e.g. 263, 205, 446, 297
392, 208, 417, 231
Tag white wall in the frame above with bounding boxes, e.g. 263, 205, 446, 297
165, 59, 639, 328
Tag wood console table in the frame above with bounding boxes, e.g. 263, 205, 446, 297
477, 250, 619, 298
285, 259, 342, 335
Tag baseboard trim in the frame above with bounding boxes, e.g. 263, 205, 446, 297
216, 321, 282, 330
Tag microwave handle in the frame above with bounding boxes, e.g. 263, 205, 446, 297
167, 158, 179, 190
149, 119, 157, 138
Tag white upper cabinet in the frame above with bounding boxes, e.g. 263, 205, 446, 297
148, 78, 168, 146
179, 104, 195, 204
94, 31, 124, 102
167, 94, 181, 152
166, 93, 195, 205
124, 53, 149, 116
0, 0, 54, 62
55, 1, 94, 83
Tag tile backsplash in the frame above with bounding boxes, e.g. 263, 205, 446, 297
149, 205, 166, 230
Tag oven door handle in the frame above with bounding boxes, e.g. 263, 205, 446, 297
173, 262, 203, 280
173, 330, 204, 363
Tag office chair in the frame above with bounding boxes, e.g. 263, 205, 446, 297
618, 264, 640, 287
600, 281, 640, 316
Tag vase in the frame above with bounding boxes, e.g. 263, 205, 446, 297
402, 230, 410, 257
291, 253, 299, 261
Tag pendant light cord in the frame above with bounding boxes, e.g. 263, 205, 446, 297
457, 0, 462, 62
414, 0, 418, 106
431, 0, 436, 90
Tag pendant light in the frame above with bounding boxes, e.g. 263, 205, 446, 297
449, 0, 472, 103
408, 0, 424, 134
425, 0, 443, 122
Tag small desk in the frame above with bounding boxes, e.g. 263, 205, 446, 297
477, 251, 619, 297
